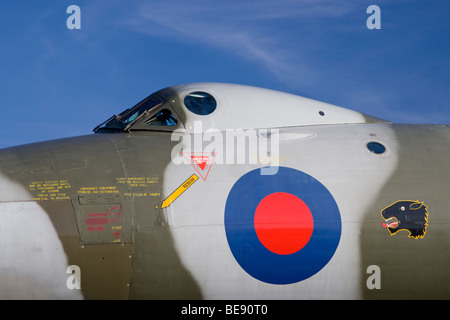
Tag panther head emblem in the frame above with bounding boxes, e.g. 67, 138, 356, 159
381, 200, 429, 239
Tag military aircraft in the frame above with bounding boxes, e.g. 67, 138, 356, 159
0, 82, 448, 299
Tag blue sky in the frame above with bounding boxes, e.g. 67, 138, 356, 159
1, 0, 449, 148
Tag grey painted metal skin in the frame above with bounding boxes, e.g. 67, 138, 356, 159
0, 83, 448, 299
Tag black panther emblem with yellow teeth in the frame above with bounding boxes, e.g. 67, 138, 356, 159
381, 200, 429, 239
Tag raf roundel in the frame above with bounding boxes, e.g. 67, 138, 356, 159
224, 167, 342, 285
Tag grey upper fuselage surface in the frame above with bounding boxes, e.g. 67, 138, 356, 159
0, 83, 448, 299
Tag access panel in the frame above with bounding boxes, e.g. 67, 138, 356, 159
73, 194, 132, 244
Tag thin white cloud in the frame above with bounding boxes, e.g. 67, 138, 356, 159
118, 0, 354, 86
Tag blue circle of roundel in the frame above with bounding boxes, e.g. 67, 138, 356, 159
224, 167, 341, 285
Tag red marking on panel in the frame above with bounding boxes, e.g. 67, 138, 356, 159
86, 217, 109, 225
85, 206, 122, 232
254, 192, 314, 255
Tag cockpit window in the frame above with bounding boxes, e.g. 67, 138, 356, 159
184, 92, 217, 115
146, 109, 178, 126
117, 97, 161, 125
94, 97, 162, 132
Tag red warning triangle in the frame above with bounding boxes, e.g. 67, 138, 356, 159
191, 155, 208, 170
181, 152, 216, 181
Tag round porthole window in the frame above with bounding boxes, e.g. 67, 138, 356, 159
184, 91, 217, 116
367, 141, 387, 155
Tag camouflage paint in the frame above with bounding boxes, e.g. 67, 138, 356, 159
361, 124, 450, 299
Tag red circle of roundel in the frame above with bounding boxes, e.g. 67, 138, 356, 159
254, 192, 314, 255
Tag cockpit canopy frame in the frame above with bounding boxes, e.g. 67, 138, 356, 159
94, 94, 184, 133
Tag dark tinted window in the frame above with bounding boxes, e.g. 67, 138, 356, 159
367, 142, 386, 155
94, 97, 162, 132
184, 92, 217, 115
146, 109, 178, 126
118, 98, 161, 124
